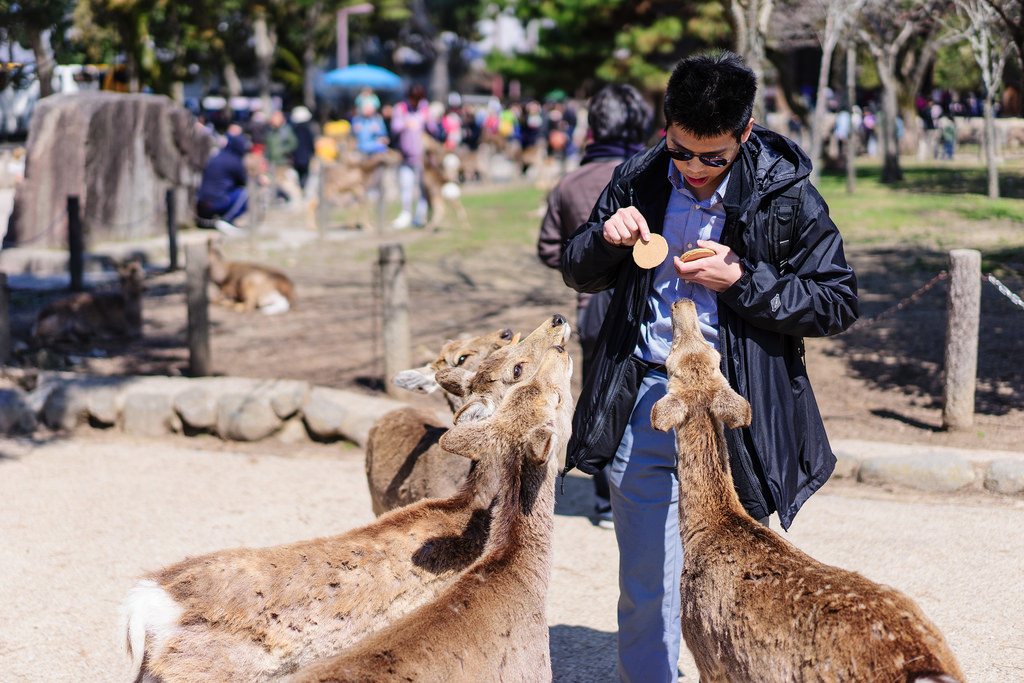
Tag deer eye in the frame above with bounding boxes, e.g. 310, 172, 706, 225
512, 363, 524, 380
456, 354, 470, 366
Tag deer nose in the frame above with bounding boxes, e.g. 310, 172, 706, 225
551, 314, 567, 327
500, 328, 514, 341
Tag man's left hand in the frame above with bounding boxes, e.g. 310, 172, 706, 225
673, 240, 743, 292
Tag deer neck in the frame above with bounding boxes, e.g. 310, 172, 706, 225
487, 450, 557, 562
674, 408, 748, 538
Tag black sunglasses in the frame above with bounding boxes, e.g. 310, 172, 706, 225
665, 147, 732, 168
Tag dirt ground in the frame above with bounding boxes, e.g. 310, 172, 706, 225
5, 198, 1024, 453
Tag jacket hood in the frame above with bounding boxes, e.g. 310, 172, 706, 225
744, 124, 811, 195
224, 134, 251, 156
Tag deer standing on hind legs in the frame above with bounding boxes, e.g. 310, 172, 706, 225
285, 343, 575, 682
122, 314, 571, 682
649, 298, 964, 683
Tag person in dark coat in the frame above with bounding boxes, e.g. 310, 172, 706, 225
196, 128, 250, 225
289, 105, 316, 191
537, 83, 653, 529
559, 50, 858, 682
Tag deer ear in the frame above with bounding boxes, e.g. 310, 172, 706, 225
712, 387, 751, 429
452, 398, 493, 424
391, 367, 439, 394
526, 425, 558, 465
435, 367, 472, 397
439, 422, 487, 460
650, 394, 687, 432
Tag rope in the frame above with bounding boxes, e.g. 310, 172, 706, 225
985, 273, 1024, 310
10, 206, 68, 246
840, 271, 947, 335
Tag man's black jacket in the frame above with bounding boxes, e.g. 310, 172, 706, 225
560, 126, 858, 530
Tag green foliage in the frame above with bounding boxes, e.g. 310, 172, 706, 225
933, 42, 982, 94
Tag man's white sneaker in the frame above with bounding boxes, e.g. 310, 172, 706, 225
214, 219, 245, 236
391, 211, 412, 230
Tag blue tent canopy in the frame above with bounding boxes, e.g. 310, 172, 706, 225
322, 64, 403, 91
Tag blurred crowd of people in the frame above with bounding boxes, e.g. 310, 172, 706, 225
193, 85, 587, 231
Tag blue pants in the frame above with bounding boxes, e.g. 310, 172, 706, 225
609, 371, 681, 683
207, 187, 248, 222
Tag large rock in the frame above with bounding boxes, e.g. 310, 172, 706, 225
5, 92, 213, 249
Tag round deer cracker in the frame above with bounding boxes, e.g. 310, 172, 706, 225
680, 246, 716, 263
633, 233, 669, 269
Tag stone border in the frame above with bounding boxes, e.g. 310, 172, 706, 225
0, 371, 406, 449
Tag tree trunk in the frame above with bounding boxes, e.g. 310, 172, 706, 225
253, 9, 277, 115
303, 2, 322, 111
983, 97, 1000, 198
223, 61, 243, 99
431, 35, 450, 106
729, 0, 772, 124
876, 60, 903, 183
28, 28, 55, 98
845, 43, 857, 195
810, 29, 837, 185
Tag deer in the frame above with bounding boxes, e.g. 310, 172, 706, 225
649, 298, 964, 683
32, 260, 145, 346
318, 147, 402, 230
365, 326, 524, 516
283, 342, 575, 682
206, 238, 295, 315
122, 314, 572, 682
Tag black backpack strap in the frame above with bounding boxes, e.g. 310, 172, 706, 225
769, 180, 804, 274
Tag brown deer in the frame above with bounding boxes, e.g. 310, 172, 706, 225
365, 326, 526, 517
32, 260, 144, 345
649, 298, 964, 683
122, 314, 572, 682
284, 343, 575, 682
206, 238, 295, 315
318, 147, 402, 230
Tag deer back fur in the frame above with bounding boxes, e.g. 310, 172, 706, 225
650, 298, 964, 683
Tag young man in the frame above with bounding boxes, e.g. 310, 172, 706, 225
537, 83, 653, 528
560, 51, 858, 682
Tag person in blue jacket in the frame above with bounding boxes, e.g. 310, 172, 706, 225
559, 50, 858, 682
196, 128, 250, 226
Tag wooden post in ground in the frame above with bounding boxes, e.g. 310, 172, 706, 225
67, 195, 84, 292
942, 248, 981, 430
166, 187, 179, 271
378, 242, 410, 397
316, 160, 328, 240
186, 241, 211, 377
0, 273, 10, 365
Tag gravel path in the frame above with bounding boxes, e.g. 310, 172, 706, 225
1, 432, 1021, 681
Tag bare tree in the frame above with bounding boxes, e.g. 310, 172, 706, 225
727, 0, 776, 123
948, 0, 1014, 197
857, 0, 956, 182
982, 0, 1024, 115
808, 0, 868, 184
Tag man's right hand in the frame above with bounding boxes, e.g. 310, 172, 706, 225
602, 206, 651, 247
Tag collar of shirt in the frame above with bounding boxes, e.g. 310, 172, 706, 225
666, 159, 732, 209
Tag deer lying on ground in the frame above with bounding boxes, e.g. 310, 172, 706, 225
649, 298, 964, 683
32, 260, 145, 345
284, 343, 575, 682
365, 326, 523, 516
122, 314, 572, 682
206, 238, 295, 315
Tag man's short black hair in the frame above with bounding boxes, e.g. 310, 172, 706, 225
589, 83, 653, 145
663, 50, 757, 140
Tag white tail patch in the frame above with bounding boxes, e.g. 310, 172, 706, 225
122, 579, 183, 678
259, 291, 291, 315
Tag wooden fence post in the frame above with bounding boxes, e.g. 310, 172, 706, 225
186, 241, 211, 377
942, 248, 981, 430
379, 242, 410, 397
166, 187, 179, 271
0, 273, 10, 365
67, 195, 83, 292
